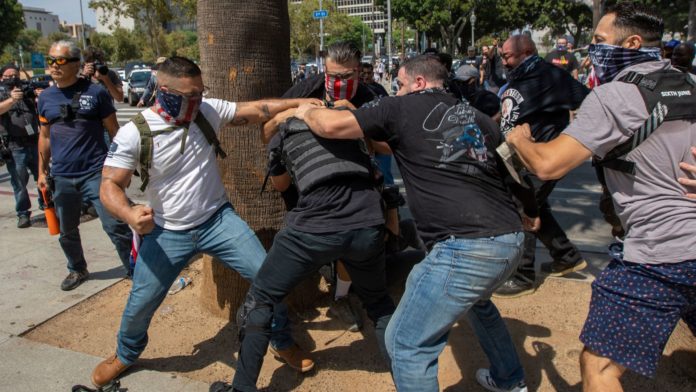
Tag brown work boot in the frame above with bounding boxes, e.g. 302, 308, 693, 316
269, 344, 315, 373
91, 353, 130, 387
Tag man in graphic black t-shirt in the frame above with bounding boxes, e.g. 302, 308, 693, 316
291, 55, 538, 392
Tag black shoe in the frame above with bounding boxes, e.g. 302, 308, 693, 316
540, 259, 588, 277
17, 215, 31, 228
493, 275, 535, 298
61, 270, 89, 291
209, 381, 239, 392
328, 295, 363, 332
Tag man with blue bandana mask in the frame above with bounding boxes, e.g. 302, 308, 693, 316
506, 3, 696, 391
545, 36, 580, 79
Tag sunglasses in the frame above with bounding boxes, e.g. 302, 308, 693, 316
326, 69, 357, 79
46, 56, 80, 66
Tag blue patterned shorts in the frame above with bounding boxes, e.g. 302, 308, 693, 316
580, 258, 696, 378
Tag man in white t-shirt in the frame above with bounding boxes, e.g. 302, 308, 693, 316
90, 56, 323, 388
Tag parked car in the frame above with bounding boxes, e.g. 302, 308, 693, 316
127, 70, 151, 106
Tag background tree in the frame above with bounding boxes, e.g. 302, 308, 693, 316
0, 0, 24, 50
197, 0, 322, 319
536, 0, 593, 46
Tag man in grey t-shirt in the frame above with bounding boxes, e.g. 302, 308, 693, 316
506, 4, 696, 391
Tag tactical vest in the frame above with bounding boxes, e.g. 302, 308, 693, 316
132, 111, 226, 191
47, 78, 100, 126
275, 117, 372, 195
595, 69, 696, 174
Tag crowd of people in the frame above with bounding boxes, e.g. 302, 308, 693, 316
1, 2, 695, 392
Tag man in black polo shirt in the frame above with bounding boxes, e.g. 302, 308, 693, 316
290, 54, 538, 392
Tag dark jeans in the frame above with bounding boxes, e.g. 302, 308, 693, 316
517, 176, 582, 280
53, 170, 132, 274
232, 225, 396, 392
5, 141, 42, 217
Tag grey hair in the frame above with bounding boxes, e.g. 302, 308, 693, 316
324, 41, 361, 66
50, 40, 81, 59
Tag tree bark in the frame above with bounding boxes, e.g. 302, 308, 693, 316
196, 0, 323, 320
593, 0, 603, 29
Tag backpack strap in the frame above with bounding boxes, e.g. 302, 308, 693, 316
194, 113, 227, 159
133, 113, 153, 192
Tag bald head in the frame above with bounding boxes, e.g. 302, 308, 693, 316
501, 35, 538, 70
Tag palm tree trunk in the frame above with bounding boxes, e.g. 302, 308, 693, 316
196, 0, 323, 320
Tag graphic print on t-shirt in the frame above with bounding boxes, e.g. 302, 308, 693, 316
500, 88, 525, 135
422, 101, 488, 168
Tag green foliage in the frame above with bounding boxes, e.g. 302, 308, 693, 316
0, 0, 24, 50
289, 0, 373, 60
535, 0, 593, 46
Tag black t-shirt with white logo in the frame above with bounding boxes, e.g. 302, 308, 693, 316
352, 89, 527, 248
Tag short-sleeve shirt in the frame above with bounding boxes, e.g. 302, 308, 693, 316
563, 60, 696, 265
38, 79, 115, 177
352, 89, 523, 247
104, 98, 237, 230
545, 50, 579, 74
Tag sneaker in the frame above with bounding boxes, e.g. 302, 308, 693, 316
61, 270, 89, 291
17, 215, 31, 228
209, 381, 239, 392
540, 259, 588, 277
328, 295, 363, 332
476, 368, 528, 392
268, 344, 315, 372
91, 354, 130, 387
493, 276, 535, 299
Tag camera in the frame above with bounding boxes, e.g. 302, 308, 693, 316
1, 77, 36, 100
93, 61, 109, 76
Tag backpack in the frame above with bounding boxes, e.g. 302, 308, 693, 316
594, 69, 696, 174
132, 111, 226, 191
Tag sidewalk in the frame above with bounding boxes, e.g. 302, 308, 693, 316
0, 171, 208, 391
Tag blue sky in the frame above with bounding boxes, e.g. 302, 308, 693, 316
20, 0, 97, 26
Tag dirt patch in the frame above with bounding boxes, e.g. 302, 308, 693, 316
25, 259, 696, 391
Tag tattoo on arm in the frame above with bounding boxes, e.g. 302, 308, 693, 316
261, 104, 271, 121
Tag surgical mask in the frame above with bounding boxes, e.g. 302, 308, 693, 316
325, 74, 357, 101
588, 43, 662, 84
154, 89, 201, 126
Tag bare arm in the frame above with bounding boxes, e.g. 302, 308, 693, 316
97, 72, 124, 102
37, 124, 51, 190
230, 98, 323, 126
261, 108, 296, 143
370, 140, 392, 155
101, 166, 155, 234
102, 113, 120, 140
295, 105, 365, 140
678, 146, 696, 199
270, 173, 292, 192
506, 123, 592, 180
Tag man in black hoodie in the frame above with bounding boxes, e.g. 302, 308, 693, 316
495, 34, 590, 298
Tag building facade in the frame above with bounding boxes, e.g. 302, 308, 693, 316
22, 6, 61, 37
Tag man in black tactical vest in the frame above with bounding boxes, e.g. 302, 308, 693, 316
0, 64, 43, 228
216, 106, 397, 392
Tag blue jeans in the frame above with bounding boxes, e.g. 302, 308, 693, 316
374, 153, 394, 185
53, 170, 131, 274
385, 232, 526, 392
5, 141, 40, 217
116, 203, 293, 365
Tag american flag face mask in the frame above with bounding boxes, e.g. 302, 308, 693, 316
155, 89, 202, 126
325, 73, 358, 101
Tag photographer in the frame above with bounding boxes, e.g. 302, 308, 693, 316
0, 64, 42, 228
82, 46, 123, 102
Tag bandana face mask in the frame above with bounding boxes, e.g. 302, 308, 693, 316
588, 43, 662, 84
325, 73, 357, 101
155, 89, 202, 126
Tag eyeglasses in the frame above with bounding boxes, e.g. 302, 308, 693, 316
159, 85, 210, 98
46, 56, 80, 66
